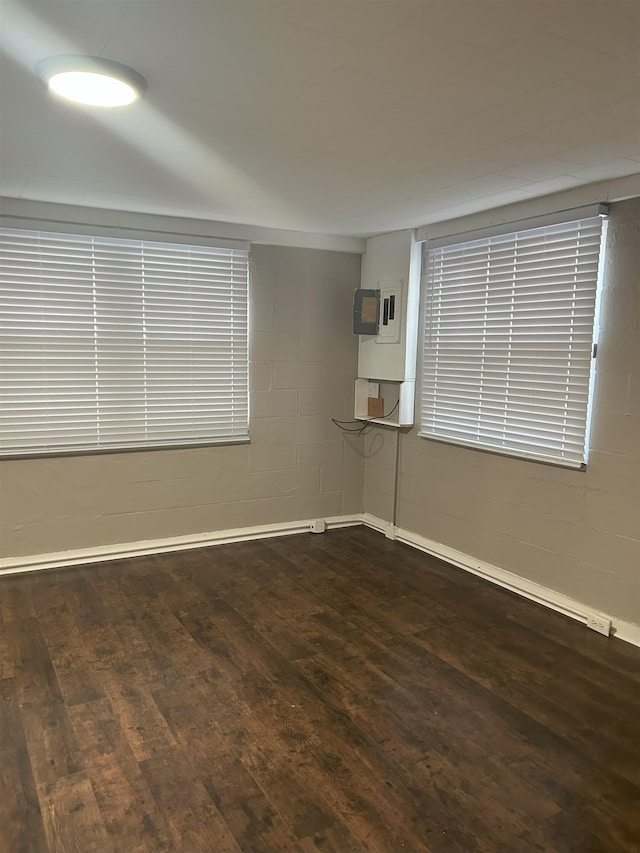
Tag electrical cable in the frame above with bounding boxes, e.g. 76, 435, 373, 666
378, 399, 400, 420
331, 419, 371, 434
331, 398, 400, 434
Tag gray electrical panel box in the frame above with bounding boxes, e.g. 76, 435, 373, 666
353, 288, 380, 335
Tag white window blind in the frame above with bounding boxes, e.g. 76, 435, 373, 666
0, 226, 249, 456
420, 214, 606, 468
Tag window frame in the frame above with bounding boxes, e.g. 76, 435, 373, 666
418, 205, 607, 470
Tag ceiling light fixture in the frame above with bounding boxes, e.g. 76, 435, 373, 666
36, 55, 147, 107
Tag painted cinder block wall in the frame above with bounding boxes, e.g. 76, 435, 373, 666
0, 244, 363, 560
364, 197, 640, 626
2, 195, 637, 636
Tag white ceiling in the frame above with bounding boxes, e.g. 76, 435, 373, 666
1, 0, 639, 238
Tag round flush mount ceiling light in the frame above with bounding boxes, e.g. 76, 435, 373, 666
36, 55, 147, 107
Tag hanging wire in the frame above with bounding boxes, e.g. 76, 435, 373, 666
332, 399, 400, 434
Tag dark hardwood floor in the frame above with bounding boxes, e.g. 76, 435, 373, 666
1, 526, 639, 853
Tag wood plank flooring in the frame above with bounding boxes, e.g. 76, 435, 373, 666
1, 526, 639, 853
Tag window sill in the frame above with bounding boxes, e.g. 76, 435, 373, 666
0, 435, 251, 461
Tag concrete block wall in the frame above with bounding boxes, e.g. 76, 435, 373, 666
364, 197, 640, 626
0, 244, 363, 559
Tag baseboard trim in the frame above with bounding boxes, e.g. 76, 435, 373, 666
362, 513, 640, 649
3, 511, 638, 649
360, 513, 388, 535
0, 514, 362, 576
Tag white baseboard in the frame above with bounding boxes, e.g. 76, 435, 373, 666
3, 510, 638, 650
362, 513, 640, 649
360, 513, 388, 535
0, 514, 362, 576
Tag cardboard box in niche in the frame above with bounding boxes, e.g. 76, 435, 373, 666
367, 397, 384, 418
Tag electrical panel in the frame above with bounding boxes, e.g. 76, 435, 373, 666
352, 288, 380, 335
354, 230, 421, 427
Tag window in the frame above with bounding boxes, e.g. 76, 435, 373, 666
0, 225, 249, 456
420, 208, 606, 468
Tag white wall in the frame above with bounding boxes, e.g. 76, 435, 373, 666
364, 197, 640, 627
0, 244, 364, 560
